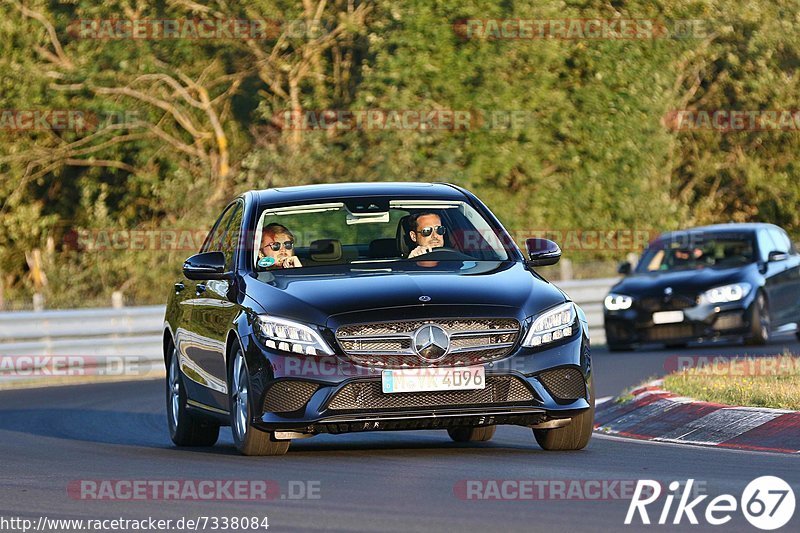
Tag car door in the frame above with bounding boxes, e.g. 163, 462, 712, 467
757, 228, 790, 326
176, 202, 240, 406
769, 227, 800, 325
190, 200, 244, 403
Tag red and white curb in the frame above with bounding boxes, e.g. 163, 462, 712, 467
594, 381, 800, 454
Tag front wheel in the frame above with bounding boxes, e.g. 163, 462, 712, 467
745, 292, 770, 346
533, 377, 594, 451
664, 342, 688, 349
167, 347, 220, 447
607, 343, 634, 352
230, 347, 289, 456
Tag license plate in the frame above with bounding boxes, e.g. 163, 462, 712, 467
652, 310, 685, 324
382, 366, 486, 394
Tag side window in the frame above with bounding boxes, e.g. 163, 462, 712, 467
201, 204, 237, 253
220, 203, 244, 270
768, 228, 791, 254
757, 229, 777, 262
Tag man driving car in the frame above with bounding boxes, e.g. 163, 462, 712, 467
408, 212, 447, 258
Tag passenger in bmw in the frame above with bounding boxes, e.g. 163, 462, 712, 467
408, 212, 447, 258
258, 223, 303, 269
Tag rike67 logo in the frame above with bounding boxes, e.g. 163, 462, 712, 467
626, 477, 795, 530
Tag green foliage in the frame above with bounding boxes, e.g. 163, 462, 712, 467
1, 0, 799, 308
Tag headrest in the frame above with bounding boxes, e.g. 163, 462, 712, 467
369, 238, 399, 258
310, 239, 342, 261
395, 215, 414, 257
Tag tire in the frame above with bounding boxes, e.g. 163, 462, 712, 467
533, 377, 594, 451
230, 347, 290, 456
607, 343, 633, 352
664, 342, 688, 349
745, 292, 770, 346
166, 346, 220, 447
447, 425, 496, 442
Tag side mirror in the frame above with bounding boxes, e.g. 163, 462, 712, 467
183, 251, 228, 280
525, 238, 561, 267
618, 261, 632, 275
768, 250, 789, 263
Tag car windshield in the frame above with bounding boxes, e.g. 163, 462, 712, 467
636, 233, 755, 273
251, 198, 513, 273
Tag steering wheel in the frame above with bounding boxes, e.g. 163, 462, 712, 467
411, 247, 473, 261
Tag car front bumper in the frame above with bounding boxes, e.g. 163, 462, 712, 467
603, 295, 756, 345
242, 328, 592, 435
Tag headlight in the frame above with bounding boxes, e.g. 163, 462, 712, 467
256, 315, 334, 356
701, 283, 751, 304
604, 293, 633, 311
522, 302, 578, 348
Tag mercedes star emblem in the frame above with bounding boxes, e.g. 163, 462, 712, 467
413, 324, 450, 362
418, 295, 431, 302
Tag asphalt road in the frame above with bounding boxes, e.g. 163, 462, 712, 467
1, 336, 798, 532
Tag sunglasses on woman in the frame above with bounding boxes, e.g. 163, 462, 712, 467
262, 240, 294, 252
416, 225, 447, 237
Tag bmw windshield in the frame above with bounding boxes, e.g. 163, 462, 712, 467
635, 233, 756, 273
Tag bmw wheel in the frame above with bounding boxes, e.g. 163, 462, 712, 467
166, 345, 220, 447
745, 292, 770, 345
230, 346, 289, 456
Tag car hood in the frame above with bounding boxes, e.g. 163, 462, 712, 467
612, 265, 753, 296
246, 261, 567, 327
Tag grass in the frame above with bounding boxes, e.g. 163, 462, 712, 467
661, 355, 800, 410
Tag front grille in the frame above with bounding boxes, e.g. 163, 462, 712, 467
335, 318, 520, 368
326, 375, 534, 411
638, 295, 697, 312
538, 367, 586, 401
641, 324, 694, 341
262, 381, 319, 413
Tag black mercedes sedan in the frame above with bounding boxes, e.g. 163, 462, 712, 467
604, 223, 800, 351
163, 182, 594, 455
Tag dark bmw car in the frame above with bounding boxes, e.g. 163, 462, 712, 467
164, 182, 593, 455
604, 223, 800, 350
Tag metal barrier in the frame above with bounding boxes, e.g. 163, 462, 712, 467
0, 277, 617, 367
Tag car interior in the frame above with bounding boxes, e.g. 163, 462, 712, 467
253, 210, 470, 269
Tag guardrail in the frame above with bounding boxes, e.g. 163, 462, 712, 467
0, 277, 617, 367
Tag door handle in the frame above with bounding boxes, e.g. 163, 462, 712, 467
196, 283, 207, 294
174, 282, 185, 292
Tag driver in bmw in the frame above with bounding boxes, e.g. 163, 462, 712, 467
408, 212, 447, 258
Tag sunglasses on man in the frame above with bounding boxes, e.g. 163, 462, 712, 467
262, 240, 294, 252
416, 225, 447, 237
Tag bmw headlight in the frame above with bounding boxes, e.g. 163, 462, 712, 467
256, 315, 334, 356
522, 302, 578, 348
700, 283, 751, 304
604, 293, 633, 311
